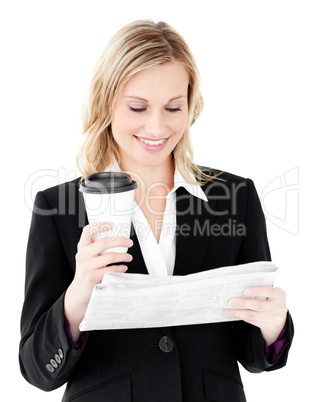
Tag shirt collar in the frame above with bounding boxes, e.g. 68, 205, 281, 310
104, 164, 208, 202
169, 166, 208, 202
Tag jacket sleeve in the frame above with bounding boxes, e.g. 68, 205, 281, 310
19, 190, 88, 391
233, 179, 294, 373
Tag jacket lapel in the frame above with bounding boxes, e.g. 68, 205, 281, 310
128, 224, 149, 274
173, 186, 214, 276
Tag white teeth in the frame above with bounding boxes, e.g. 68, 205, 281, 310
139, 138, 166, 145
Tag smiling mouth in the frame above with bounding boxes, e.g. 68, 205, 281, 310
135, 136, 168, 146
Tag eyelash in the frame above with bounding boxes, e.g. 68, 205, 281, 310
129, 107, 182, 113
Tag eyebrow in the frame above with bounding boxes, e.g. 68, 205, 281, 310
123, 95, 187, 102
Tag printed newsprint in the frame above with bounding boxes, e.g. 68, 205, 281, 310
79, 261, 278, 331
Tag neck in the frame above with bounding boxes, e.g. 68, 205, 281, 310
120, 155, 175, 200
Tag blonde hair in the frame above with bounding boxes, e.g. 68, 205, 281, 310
76, 19, 219, 184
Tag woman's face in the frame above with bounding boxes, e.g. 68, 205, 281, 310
111, 62, 189, 170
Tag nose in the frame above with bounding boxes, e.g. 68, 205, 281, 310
144, 110, 166, 137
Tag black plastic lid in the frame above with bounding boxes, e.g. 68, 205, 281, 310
79, 172, 138, 194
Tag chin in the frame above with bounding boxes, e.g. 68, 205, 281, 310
139, 157, 168, 168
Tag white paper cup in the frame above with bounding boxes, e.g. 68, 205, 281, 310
79, 172, 137, 254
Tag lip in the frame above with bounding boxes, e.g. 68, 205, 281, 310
134, 135, 169, 152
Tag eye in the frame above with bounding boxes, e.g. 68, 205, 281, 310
128, 106, 182, 113
129, 107, 146, 113
166, 108, 182, 113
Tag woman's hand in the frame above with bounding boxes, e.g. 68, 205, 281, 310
64, 221, 133, 341
222, 286, 288, 346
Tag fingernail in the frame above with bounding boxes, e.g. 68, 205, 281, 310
229, 299, 238, 307
244, 288, 252, 297
127, 239, 133, 247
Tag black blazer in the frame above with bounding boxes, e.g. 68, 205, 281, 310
19, 168, 294, 402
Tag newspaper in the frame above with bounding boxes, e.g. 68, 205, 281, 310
79, 261, 278, 331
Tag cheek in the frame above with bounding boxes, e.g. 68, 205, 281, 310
111, 111, 136, 142
173, 112, 189, 135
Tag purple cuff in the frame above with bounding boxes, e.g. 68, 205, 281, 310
264, 323, 287, 363
64, 317, 86, 349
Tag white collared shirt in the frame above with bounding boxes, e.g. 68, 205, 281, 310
105, 165, 208, 276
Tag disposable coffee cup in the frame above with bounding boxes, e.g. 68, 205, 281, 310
79, 172, 138, 254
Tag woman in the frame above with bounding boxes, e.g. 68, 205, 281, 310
19, 20, 294, 402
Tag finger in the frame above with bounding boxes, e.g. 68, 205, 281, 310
229, 297, 271, 312
105, 264, 129, 273
78, 224, 94, 247
89, 236, 133, 255
79, 251, 132, 271
92, 251, 133, 270
222, 308, 270, 324
78, 222, 112, 248
244, 286, 277, 299
91, 264, 128, 284
89, 221, 113, 237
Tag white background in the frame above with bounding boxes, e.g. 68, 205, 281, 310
1, 0, 321, 400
